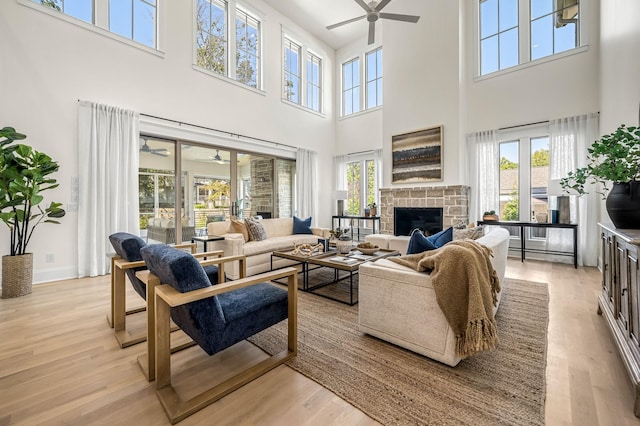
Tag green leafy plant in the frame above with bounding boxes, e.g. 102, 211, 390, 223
560, 124, 640, 198
330, 228, 350, 240
483, 210, 496, 216
0, 127, 66, 256
367, 202, 377, 209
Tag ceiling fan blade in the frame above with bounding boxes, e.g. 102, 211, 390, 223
327, 14, 366, 30
379, 13, 420, 23
355, 0, 372, 12
368, 21, 375, 45
375, 0, 392, 12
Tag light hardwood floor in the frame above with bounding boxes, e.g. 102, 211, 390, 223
0, 259, 639, 425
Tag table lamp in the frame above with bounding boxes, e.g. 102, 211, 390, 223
335, 190, 348, 216
547, 179, 570, 224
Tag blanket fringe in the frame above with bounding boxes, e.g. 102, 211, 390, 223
455, 318, 499, 358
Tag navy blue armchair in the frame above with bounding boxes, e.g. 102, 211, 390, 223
138, 244, 297, 424
108, 232, 225, 349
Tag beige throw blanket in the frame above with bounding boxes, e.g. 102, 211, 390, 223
389, 240, 500, 358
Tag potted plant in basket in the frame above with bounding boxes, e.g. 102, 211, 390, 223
330, 227, 352, 254
0, 127, 65, 298
560, 124, 640, 229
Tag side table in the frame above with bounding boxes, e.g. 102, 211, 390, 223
191, 234, 224, 252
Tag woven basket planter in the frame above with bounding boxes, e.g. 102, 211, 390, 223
2, 253, 33, 298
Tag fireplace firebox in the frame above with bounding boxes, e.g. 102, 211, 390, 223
394, 207, 443, 236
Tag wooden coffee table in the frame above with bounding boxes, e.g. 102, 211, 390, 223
271, 248, 399, 305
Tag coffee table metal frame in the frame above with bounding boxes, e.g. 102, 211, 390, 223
270, 248, 399, 306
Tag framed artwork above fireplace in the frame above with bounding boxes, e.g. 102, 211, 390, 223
391, 125, 443, 183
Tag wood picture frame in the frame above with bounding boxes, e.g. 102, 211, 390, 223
391, 125, 443, 183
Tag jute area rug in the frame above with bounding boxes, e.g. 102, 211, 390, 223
249, 277, 549, 426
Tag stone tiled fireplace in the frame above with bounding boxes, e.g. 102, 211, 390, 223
379, 185, 470, 234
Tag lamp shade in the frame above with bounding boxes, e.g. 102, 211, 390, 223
334, 190, 348, 200
547, 179, 564, 196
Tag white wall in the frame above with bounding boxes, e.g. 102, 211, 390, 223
599, 0, 640, 222
0, 0, 336, 283
382, 0, 462, 187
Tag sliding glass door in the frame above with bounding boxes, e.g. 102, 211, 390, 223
138, 136, 295, 241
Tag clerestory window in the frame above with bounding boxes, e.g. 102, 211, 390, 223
478, 0, 581, 77
194, 0, 262, 89
31, 0, 157, 48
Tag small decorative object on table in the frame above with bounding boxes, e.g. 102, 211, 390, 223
356, 242, 379, 255
291, 242, 323, 256
482, 210, 499, 221
368, 202, 377, 217
330, 227, 352, 254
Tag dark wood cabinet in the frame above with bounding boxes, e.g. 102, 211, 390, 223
598, 223, 640, 417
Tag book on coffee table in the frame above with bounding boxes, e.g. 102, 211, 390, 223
327, 256, 358, 264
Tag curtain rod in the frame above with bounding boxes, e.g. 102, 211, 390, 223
498, 120, 549, 131
77, 100, 297, 150
140, 113, 297, 150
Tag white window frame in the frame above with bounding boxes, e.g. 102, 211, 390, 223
192, 0, 264, 92
283, 36, 302, 104
475, 0, 587, 79
365, 47, 383, 109
342, 57, 360, 117
281, 29, 325, 115
339, 45, 383, 118
306, 52, 322, 112
21, 0, 163, 53
235, 6, 261, 89
108, 0, 158, 48
195, 0, 228, 76
498, 123, 550, 246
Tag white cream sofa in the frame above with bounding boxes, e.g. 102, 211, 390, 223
358, 227, 510, 367
207, 218, 330, 279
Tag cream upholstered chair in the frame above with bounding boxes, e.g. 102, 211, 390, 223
138, 244, 297, 424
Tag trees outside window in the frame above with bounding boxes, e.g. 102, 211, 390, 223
196, 0, 227, 75
194, 1, 262, 89
283, 37, 301, 103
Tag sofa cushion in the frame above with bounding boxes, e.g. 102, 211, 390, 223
293, 216, 313, 234
406, 227, 453, 255
243, 235, 319, 257
245, 217, 267, 241
453, 226, 484, 240
230, 219, 250, 242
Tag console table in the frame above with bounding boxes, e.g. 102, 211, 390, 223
477, 220, 578, 268
332, 215, 380, 241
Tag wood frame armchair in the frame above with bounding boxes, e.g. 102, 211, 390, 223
135, 254, 247, 381
108, 232, 224, 348
152, 266, 297, 424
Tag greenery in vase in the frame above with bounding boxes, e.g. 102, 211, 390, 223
330, 228, 350, 240
560, 124, 640, 198
0, 127, 65, 256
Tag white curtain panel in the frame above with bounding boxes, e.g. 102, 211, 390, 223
78, 101, 140, 277
334, 154, 348, 191
466, 130, 499, 223
296, 148, 318, 220
374, 148, 383, 204
548, 112, 599, 266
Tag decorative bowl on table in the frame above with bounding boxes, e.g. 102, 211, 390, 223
356, 243, 379, 255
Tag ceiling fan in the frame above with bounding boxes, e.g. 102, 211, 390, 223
211, 150, 230, 164
139, 138, 169, 157
327, 0, 420, 45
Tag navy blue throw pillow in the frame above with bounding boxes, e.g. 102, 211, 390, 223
293, 216, 313, 234
406, 227, 453, 255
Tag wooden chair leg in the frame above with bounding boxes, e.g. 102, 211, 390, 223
112, 262, 147, 348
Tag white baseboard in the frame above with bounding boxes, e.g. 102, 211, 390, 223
33, 266, 79, 284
